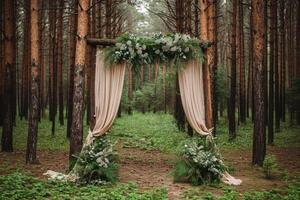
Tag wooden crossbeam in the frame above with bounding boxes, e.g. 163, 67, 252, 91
87, 38, 116, 46
87, 38, 213, 50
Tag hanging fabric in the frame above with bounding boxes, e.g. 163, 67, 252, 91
178, 59, 212, 136
86, 49, 126, 144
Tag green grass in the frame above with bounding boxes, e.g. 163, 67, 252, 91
181, 176, 300, 200
3, 112, 300, 152
1, 172, 299, 200
0, 172, 168, 200
1, 112, 300, 199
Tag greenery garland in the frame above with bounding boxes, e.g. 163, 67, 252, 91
104, 33, 209, 72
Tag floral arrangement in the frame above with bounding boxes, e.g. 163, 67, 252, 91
73, 136, 118, 184
174, 138, 226, 185
104, 33, 209, 72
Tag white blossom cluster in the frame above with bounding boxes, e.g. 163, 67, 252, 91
108, 33, 202, 68
79, 138, 116, 169
183, 141, 225, 178
154, 33, 191, 60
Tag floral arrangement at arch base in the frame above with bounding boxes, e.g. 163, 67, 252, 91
173, 137, 227, 185
104, 33, 211, 72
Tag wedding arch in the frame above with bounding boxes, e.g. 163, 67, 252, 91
45, 33, 241, 186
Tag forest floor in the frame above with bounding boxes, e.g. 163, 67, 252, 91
0, 113, 300, 199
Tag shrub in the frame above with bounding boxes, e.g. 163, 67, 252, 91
74, 136, 119, 184
263, 155, 278, 179
173, 137, 226, 185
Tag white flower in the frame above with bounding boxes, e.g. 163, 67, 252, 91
137, 49, 143, 55
116, 43, 122, 48
120, 44, 126, 50
170, 46, 177, 52
126, 40, 132, 46
182, 34, 190, 42
174, 34, 180, 43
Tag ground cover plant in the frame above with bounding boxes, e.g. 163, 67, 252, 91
1, 113, 299, 199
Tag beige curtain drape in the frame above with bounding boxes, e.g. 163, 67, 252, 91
86, 49, 126, 144
178, 59, 213, 136
178, 60, 242, 185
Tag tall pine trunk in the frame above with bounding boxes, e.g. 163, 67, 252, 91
26, 0, 40, 164
229, 0, 237, 140
269, 0, 276, 144
57, 0, 64, 126
67, 0, 78, 138
69, 0, 90, 168
1, 0, 15, 152
252, 0, 266, 166
238, 0, 246, 123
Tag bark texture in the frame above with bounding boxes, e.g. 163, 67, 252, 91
69, 0, 90, 167
1, 0, 15, 152
252, 0, 266, 166
26, 0, 40, 164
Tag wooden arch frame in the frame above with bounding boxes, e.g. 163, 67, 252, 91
86, 37, 213, 129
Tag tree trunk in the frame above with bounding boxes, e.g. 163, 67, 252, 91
274, 0, 280, 132
67, 0, 78, 138
200, 0, 213, 129
26, 0, 40, 164
194, 0, 199, 37
208, 0, 217, 135
21, 0, 30, 120
0, 0, 4, 126
279, 0, 285, 122
57, 0, 64, 126
174, 0, 185, 131
238, 0, 246, 123
229, 0, 237, 140
1, 0, 15, 152
89, 0, 96, 129
69, 0, 90, 168
38, 0, 45, 118
105, 0, 112, 38
269, 0, 277, 144
128, 66, 133, 115
252, 0, 266, 166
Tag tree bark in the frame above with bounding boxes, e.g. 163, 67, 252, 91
238, 0, 246, 123
26, 0, 40, 164
252, 0, 266, 166
1, 0, 15, 152
229, 0, 237, 140
67, 0, 78, 138
268, 0, 276, 144
274, 0, 280, 131
174, 0, 185, 131
208, 0, 217, 135
21, 0, 30, 120
57, 0, 64, 126
128, 65, 133, 115
69, 0, 90, 168
279, 0, 285, 122
200, 0, 213, 129
0, 0, 4, 126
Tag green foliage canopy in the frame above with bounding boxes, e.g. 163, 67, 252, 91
104, 33, 209, 72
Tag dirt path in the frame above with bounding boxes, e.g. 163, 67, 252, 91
0, 145, 299, 199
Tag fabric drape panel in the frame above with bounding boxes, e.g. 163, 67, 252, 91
178, 59, 212, 136
86, 49, 126, 144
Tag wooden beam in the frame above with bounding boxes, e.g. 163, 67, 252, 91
86, 38, 116, 46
